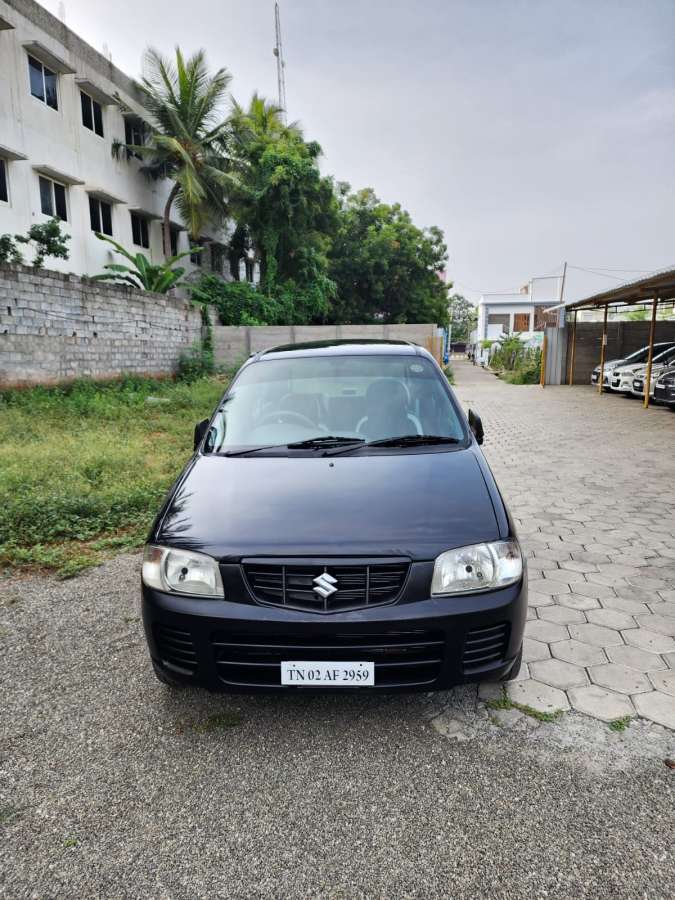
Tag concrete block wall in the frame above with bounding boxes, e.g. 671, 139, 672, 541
211, 323, 438, 367
0, 264, 202, 385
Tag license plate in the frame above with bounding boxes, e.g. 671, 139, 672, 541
280, 661, 375, 686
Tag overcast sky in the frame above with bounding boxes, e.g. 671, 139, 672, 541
46, 0, 675, 302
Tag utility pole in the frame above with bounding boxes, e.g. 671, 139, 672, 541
557, 260, 567, 328
273, 2, 287, 123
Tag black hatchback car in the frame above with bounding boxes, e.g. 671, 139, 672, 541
142, 340, 526, 692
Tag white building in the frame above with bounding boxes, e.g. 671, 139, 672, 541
473, 275, 562, 361
0, 0, 231, 278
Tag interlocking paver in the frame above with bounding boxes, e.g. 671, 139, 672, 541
648, 670, 675, 697
606, 645, 667, 673
551, 639, 607, 668
527, 578, 570, 597
635, 614, 675, 638
530, 658, 588, 690
588, 663, 651, 695
454, 361, 675, 730
522, 637, 551, 663
586, 608, 635, 631
525, 620, 569, 644
538, 605, 586, 625
632, 692, 675, 730
560, 594, 600, 612
568, 686, 635, 723
569, 582, 617, 601
507, 679, 570, 714
599, 595, 650, 616
622, 629, 675, 655
568, 623, 624, 648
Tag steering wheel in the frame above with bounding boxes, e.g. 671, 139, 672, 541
256, 409, 316, 429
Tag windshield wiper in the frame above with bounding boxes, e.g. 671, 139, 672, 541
326, 434, 461, 455
222, 436, 365, 457
286, 436, 365, 450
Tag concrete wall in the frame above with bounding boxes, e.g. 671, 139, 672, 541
212, 323, 439, 366
0, 263, 202, 385
566, 321, 675, 384
0, 0, 229, 278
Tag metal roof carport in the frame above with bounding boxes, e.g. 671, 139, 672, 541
546, 267, 675, 407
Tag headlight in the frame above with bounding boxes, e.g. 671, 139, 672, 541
431, 540, 522, 595
142, 545, 224, 598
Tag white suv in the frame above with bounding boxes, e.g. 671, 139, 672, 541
605, 343, 675, 394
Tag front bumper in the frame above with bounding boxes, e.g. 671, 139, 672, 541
142, 572, 527, 693
654, 383, 675, 405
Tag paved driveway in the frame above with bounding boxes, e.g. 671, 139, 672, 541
1, 361, 674, 898
455, 360, 675, 730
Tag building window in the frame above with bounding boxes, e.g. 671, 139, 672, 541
190, 241, 204, 266
130, 212, 150, 248
39, 176, 67, 220
513, 313, 530, 332
169, 227, 180, 257
81, 91, 104, 137
534, 305, 558, 331
89, 197, 113, 236
28, 55, 58, 110
0, 160, 8, 203
124, 118, 145, 159
487, 313, 510, 333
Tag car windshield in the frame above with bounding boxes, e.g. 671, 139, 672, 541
207, 354, 467, 451
624, 344, 675, 365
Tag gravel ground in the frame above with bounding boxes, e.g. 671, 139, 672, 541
1, 553, 674, 899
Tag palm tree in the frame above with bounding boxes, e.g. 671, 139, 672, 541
117, 47, 234, 257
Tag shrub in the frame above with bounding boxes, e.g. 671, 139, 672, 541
443, 363, 455, 384
1, 218, 70, 268
190, 275, 283, 325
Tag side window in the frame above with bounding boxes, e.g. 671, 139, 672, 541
0, 159, 8, 203
81, 91, 104, 137
124, 118, 145, 159
39, 176, 67, 221
89, 197, 113, 236
130, 212, 150, 249
28, 55, 58, 110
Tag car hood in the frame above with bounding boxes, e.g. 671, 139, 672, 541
595, 358, 623, 372
154, 449, 502, 562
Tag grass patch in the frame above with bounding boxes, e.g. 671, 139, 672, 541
63, 836, 79, 848
608, 716, 632, 732
177, 710, 242, 735
486, 691, 565, 724
0, 805, 20, 826
0, 374, 227, 576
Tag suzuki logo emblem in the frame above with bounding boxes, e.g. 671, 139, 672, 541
313, 571, 338, 599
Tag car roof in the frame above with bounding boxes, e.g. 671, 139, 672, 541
255, 339, 423, 360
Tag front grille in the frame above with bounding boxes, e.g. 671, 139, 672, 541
212, 629, 444, 688
155, 624, 198, 675
242, 559, 409, 613
462, 622, 510, 674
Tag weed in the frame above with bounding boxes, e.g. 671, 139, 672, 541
608, 716, 632, 732
191, 711, 242, 733
486, 691, 565, 724
63, 837, 79, 848
0, 805, 20, 825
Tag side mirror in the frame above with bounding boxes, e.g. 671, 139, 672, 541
193, 418, 210, 451
468, 409, 484, 445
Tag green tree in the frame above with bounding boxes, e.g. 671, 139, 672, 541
228, 94, 337, 321
114, 47, 234, 257
328, 187, 449, 325
448, 293, 477, 342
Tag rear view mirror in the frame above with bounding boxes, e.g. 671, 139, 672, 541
193, 418, 210, 451
468, 409, 484, 445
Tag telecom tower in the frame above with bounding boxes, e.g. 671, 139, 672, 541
273, 1, 287, 122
